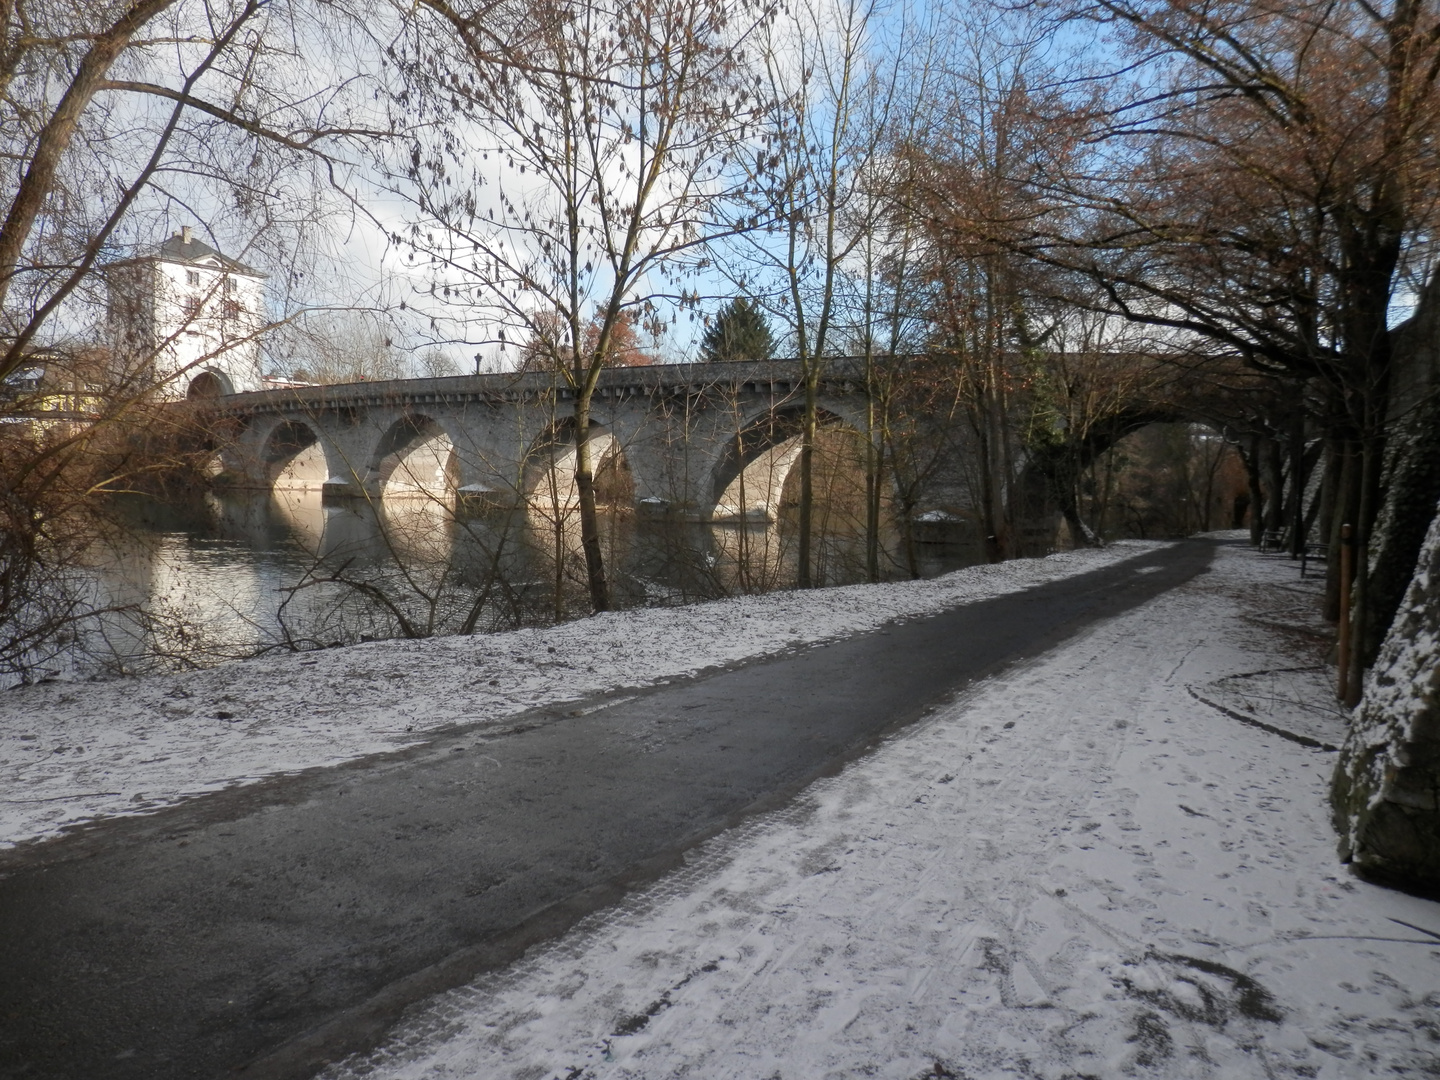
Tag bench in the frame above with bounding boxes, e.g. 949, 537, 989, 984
1300, 542, 1328, 578
1259, 529, 1289, 553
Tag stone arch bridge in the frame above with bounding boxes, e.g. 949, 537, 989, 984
203, 358, 878, 523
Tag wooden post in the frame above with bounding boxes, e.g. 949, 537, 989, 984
1338, 522, 1353, 703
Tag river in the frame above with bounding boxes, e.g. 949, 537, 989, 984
42, 488, 983, 681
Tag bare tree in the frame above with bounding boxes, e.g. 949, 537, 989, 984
996, 0, 1440, 693
0, 0, 386, 678
386, 0, 767, 612
518, 310, 659, 373
279, 311, 407, 383
1, 0, 382, 381
744, 0, 908, 587
838, 20, 939, 580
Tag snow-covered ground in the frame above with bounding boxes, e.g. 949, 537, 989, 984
311, 538, 1440, 1080
0, 542, 1153, 850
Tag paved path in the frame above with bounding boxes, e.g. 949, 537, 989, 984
0, 542, 1214, 1080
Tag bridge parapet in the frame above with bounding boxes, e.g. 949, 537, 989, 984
208, 357, 873, 418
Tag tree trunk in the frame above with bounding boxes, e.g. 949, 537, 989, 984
1324, 437, 1360, 624
863, 362, 882, 583
1262, 435, 1285, 534
1316, 439, 1340, 562
796, 361, 819, 589
1243, 435, 1265, 546
572, 396, 610, 612
975, 405, 1002, 562
1287, 391, 1309, 556
1055, 458, 1098, 547
546, 434, 566, 623
900, 494, 920, 579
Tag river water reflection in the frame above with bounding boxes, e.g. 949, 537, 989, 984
80, 489, 982, 673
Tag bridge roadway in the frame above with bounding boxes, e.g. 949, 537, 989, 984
0, 541, 1216, 1080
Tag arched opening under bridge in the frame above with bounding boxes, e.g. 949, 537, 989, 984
707, 407, 880, 589
186, 369, 233, 400
523, 419, 634, 515
369, 414, 458, 502
521, 419, 635, 615
710, 407, 872, 523
263, 420, 327, 491
364, 414, 461, 566
1079, 421, 1251, 543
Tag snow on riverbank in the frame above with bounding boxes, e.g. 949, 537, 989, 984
0, 542, 1156, 850
318, 539, 1440, 1080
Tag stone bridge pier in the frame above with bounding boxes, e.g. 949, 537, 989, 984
208, 359, 879, 523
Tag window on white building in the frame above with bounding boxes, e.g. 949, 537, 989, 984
186, 270, 200, 286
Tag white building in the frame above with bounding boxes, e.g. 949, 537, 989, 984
109, 227, 267, 399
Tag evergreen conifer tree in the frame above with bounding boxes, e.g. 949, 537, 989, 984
698, 298, 775, 362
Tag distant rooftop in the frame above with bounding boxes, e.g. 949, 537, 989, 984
156, 227, 266, 278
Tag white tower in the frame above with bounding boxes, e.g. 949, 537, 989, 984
109, 227, 267, 399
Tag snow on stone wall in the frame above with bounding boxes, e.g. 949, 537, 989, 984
1333, 494, 1440, 891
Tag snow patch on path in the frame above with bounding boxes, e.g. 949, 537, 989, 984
0, 542, 1157, 850
318, 541, 1440, 1080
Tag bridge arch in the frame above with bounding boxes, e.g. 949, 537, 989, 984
522, 418, 633, 513
365, 413, 459, 500
186, 368, 234, 399
262, 419, 330, 491
709, 404, 870, 523
1012, 406, 1260, 553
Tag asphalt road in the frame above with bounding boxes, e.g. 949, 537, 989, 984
0, 540, 1216, 1080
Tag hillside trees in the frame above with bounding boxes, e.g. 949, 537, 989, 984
387, 0, 769, 612
273, 311, 411, 383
